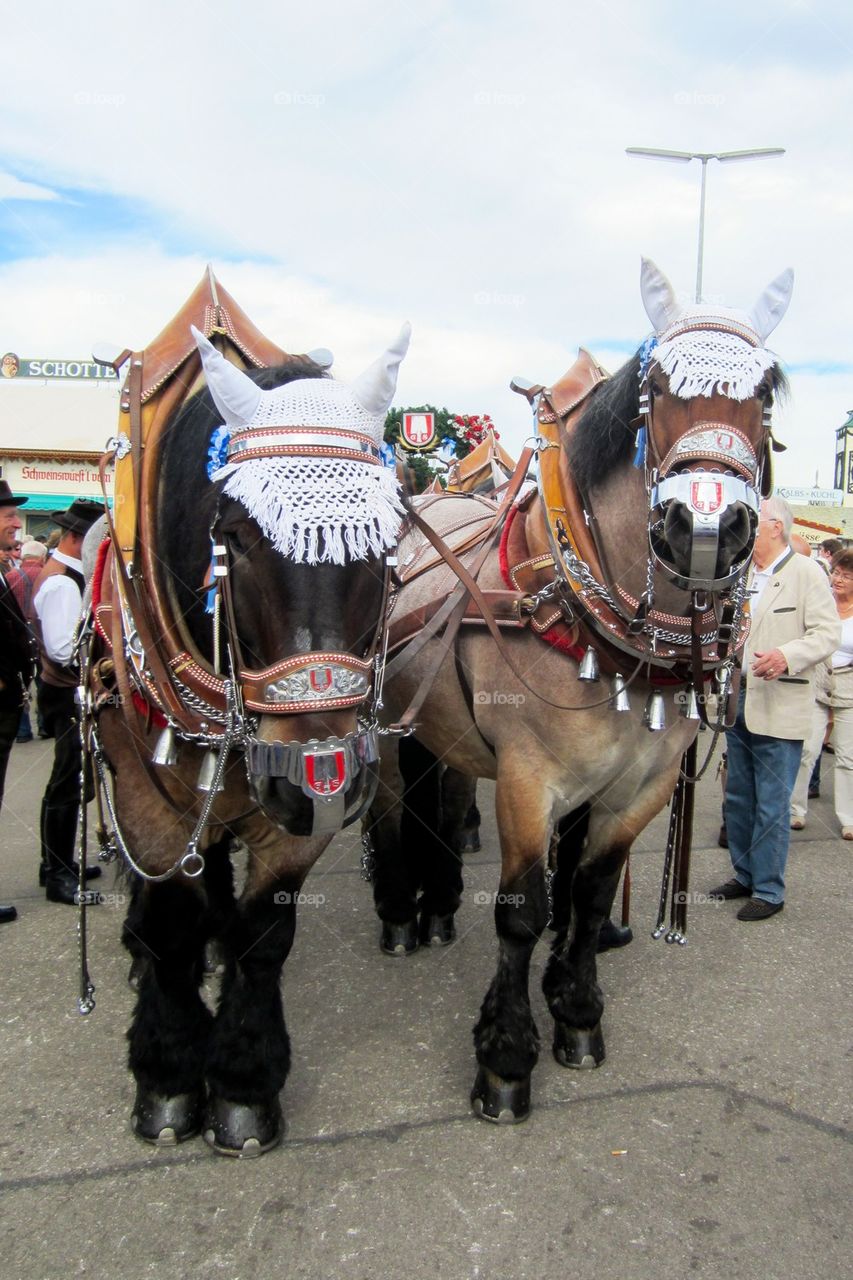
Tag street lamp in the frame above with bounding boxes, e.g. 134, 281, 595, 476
625, 147, 785, 303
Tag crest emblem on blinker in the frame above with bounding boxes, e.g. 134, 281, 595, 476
400, 411, 437, 451
688, 479, 724, 516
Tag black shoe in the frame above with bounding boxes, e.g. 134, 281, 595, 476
38, 861, 102, 888
717, 824, 729, 849
808, 785, 820, 800
0, 904, 18, 924
597, 918, 633, 952
736, 897, 784, 921
708, 878, 751, 900
15, 734, 33, 744
45, 869, 103, 906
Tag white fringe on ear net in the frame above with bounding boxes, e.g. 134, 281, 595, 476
212, 456, 404, 564
655, 330, 777, 402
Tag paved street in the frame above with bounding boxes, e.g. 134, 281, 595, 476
0, 730, 850, 1280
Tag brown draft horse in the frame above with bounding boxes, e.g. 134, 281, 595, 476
369, 259, 793, 1122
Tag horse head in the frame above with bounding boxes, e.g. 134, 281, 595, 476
638, 258, 792, 592
194, 323, 410, 836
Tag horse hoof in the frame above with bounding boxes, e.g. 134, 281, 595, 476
419, 912, 456, 947
553, 1022, 605, 1069
203, 1095, 283, 1158
597, 920, 633, 953
470, 1067, 531, 1124
131, 1087, 202, 1146
380, 919, 419, 956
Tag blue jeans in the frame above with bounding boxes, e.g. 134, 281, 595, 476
724, 691, 802, 905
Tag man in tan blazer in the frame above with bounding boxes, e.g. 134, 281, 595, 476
711, 496, 839, 919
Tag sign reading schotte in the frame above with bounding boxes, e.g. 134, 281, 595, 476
1, 354, 118, 382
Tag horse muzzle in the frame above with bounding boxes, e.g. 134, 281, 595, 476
247, 725, 379, 836
649, 471, 759, 592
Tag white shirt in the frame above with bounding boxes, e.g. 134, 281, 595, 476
832, 615, 853, 669
750, 547, 792, 609
35, 550, 83, 665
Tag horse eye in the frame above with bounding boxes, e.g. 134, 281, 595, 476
649, 378, 663, 398
223, 523, 254, 555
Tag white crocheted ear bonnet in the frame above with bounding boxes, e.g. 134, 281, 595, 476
639, 258, 793, 401
194, 325, 410, 564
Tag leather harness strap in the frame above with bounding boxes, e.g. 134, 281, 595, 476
386, 447, 534, 731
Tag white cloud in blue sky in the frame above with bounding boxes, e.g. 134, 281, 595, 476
1, 0, 851, 484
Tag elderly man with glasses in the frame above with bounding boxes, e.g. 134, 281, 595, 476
710, 496, 839, 920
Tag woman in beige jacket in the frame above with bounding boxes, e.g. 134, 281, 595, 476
790, 547, 853, 837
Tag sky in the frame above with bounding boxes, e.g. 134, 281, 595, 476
0, 0, 851, 489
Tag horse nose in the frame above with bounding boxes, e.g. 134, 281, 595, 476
251, 775, 316, 836
660, 498, 755, 585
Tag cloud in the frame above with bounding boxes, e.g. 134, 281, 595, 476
0, 171, 62, 202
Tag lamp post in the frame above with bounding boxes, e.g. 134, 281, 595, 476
625, 147, 785, 302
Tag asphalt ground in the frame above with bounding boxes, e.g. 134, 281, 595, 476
0, 730, 850, 1280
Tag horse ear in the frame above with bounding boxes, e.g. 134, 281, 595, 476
640, 258, 682, 333
749, 269, 794, 342
191, 325, 261, 428
350, 323, 412, 415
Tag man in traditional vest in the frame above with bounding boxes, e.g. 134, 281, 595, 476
33, 498, 104, 904
0, 481, 35, 923
6, 540, 48, 742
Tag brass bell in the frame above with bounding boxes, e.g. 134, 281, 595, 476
196, 749, 225, 793
151, 725, 178, 768
577, 646, 600, 682
643, 689, 666, 732
610, 673, 630, 713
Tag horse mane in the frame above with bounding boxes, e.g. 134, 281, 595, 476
567, 350, 789, 496
156, 359, 329, 659
568, 353, 641, 495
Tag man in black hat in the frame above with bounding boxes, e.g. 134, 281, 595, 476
0, 481, 35, 922
33, 498, 104, 905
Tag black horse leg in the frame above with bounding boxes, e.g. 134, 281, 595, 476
543, 843, 626, 1071
549, 806, 631, 953
123, 834, 236, 990
203, 879, 298, 1156
471, 864, 549, 1123
126, 880, 211, 1145
418, 763, 469, 946
368, 737, 448, 955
